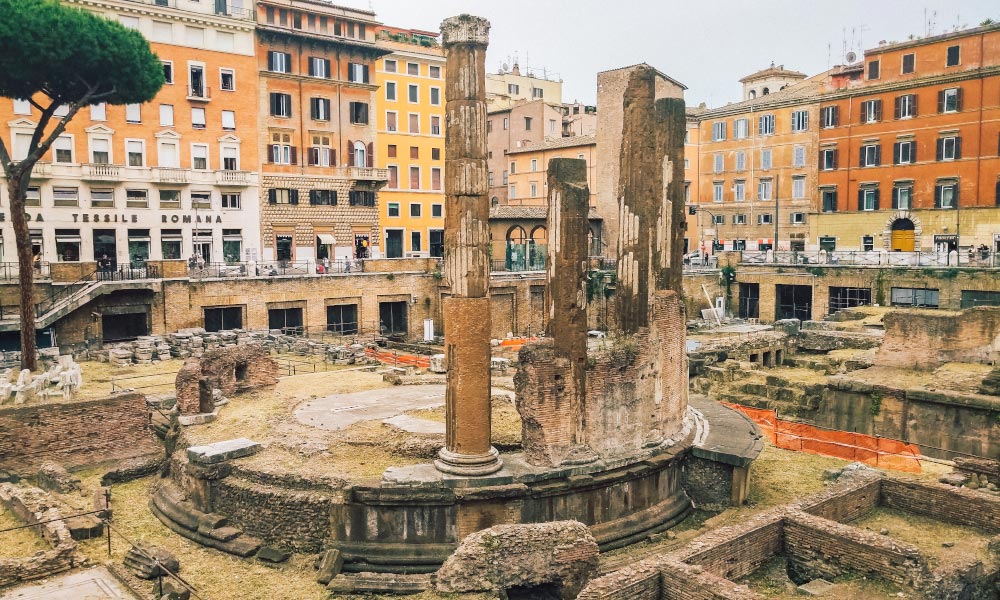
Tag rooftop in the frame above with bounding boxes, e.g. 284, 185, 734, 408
507, 134, 596, 155
864, 21, 1000, 55
739, 63, 807, 83
698, 73, 827, 118
491, 205, 602, 220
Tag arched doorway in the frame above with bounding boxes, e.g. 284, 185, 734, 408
529, 226, 547, 270
505, 226, 528, 270
890, 218, 915, 252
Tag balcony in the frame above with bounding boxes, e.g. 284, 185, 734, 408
344, 167, 389, 181
153, 167, 188, 184
187, 85, 211, 102
125, 0, 255, 21
82, 163, 121, 181
215, 170, 253, 186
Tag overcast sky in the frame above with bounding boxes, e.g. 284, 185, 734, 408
361, 0, 997, 107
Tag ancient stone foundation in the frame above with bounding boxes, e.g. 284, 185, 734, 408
175, 343, 278, 414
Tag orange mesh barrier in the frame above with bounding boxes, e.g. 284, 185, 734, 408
722, 402, 921, 473
499, 337, 539, 351
364, 348, 431, 369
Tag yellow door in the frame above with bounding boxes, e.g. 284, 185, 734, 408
891, 229, 915, 252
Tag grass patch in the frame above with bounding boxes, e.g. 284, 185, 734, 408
0, 506, 50, 557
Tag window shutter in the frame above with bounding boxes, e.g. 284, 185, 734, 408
875, 100, 882, 121
308, 58, 315, 77
832, 106, 839, 126
284, 53, 291, 72
331, 150, 336, 166
859, 103, 866, 125
367, 142, 374, 168
268, 189, 277, 204
269, 93, 276, 115
323, 59, 331, 78
894, 97, 901, 119
859, 147, 865, 168
267, 52, 274, 71
874, 145, 881, 166
309, 98, 316, 119
266, 144, 275, 164
309, 190, 317, 204
873, 188, 880, 210
289, 146, 297, 165
289, 189, 299, 205
363, 65, 370, 84
331, 191, 338, 206
955, 88, 963, 111
361, 103, 369, 124
995, 180, 1000, 207
937, 90, 945, 113
936, 139, 943, 161
912, 94, 918, 117
911, 143, 917, 163
832, 148, 838, 169
891, 187, 899, 209
308, 147, 318, 166
856, 189, 863, 210
893, 142, 900, 164
934, 185, 941, 208
955, 137, 962, 159
347, 140, 354, 166
953, 185, 959, 208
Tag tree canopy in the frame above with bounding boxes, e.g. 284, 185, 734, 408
0, 0, 164, 108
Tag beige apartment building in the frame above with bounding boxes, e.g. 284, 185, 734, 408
485, 63, 563, 110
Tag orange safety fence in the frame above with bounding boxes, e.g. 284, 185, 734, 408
722, 402, 922, 473
498, 337, 539, 352
364, 348, 431, 369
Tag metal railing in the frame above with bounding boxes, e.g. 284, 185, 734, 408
187, 85, 211, 101
127, 0, 254, 21
740, 249, 1000, 268
0, 262, 51, 280
188, 259, 361, 279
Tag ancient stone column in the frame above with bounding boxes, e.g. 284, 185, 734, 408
435, 15, 502, 476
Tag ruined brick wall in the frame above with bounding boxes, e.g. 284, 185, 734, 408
876, 306, 1000, 369
658, 560, 762, 600
798, 475, 881, 522
175, 358, 203, 414
784, 511, 924, 586
674, 510, 785, 580
0, 392, 157, 472
881, 477, 1000, 533
576, 557, 663, 600
514, 341, 578, 465
0, 483, 81, 587
200, 344, 279, 397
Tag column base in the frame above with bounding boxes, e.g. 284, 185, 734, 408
434, 446, 503, 476
560, 444, 599, 466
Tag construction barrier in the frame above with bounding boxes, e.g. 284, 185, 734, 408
723, 403, 922, 473
498, 337, 539, 352
365, 348, 431, 369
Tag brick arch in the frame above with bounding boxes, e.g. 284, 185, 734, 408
882, 212, 923, 251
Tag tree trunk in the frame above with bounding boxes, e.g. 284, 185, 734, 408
7, 171, 38, 371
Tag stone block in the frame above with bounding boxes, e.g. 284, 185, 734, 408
316, 548, 344, 584
124, 544, 180, 580
187, 438, 261, 465
36, 462, 81, 494
256, 546, 290, 564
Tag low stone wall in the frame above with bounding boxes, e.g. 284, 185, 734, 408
881, 477, 1000, 533
0, 483, 82, 587
0, 392, 157, 472
674, 510, 785, 580
798, 472, 880, 522
876, 306, 1000, 369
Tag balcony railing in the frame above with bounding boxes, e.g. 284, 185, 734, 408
345, 167, 390, 181
153, 167, 188, 184
187, 85, 211, 101
126, 0, 254, 21
0, 262, 50, 280
82, 163, 121, 181
215, 170, 252, 186
740, 249, 1000, 268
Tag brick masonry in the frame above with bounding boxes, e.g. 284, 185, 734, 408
175, 343, 279, 414
0, 483, 83, 588
876, 305, 1000, 369
0, 392, 158, 473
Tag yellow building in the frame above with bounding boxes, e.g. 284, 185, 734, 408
375, 26, 445, 258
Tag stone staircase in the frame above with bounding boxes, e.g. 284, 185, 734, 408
149, 481, 262, 557
0, 278, 160, 332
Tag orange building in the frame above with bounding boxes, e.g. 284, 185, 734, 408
815, 23, 1000, 254
0, 0, 260, 271
256, 0, 390, 265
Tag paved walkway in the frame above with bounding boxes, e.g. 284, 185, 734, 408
0, 567, 136, 600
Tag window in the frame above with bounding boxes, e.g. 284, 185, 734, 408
935, 181, 958, 209
269, 132, 293, 164
429, 65, 441, 79
409, 203, 421, 218
503, 117, 509, 130
524, 117, 532, 131
431, 204, 442, 218
407, 84, 418, 104
758, 179, 772, 200
891, 287, 939, 308
432, 148, 440, 160
53, 136, 73, 163
12, 98, 30, 115
713, 153, 724, 173
270, 93, 292, 117
267, 51, 291, 73
549, 119, 557, 133
734, 118, 749, 139
12, 132, 31, 160
734, 180, 746, 201
829, 287, 872, 313
895, 94, 917, 119
162, 61, 174, 85
126, 140, 144, 166
90, 138, 110, 164
385, 59, 397, 73
819, 236, 837, 251
125, 104, 141, 123
509, 184, 516, 199
90, 188, 114, 208
406, 62, 419, 76
790, 110, 809, 132
713, 214, 725, 225
858, 187, 879, 211
902, 53, 915, 74
508, 83, 519, 95
309, 135, 333, 167
946, 45, 960, 67
510, 161, 516, 174
821, 188, 838, 212
55, 229, 81, 261
387, 144, 397, 158
410, 166, 420, 189
411, 231, 422, 252
867, 60, 880, 80
51, 186, 77, 207
310, 97, 331, 121
386, 81, 396, 101
431, 115, 441, 135
431, 167, 441, 191
387, 202, 400, 217
309, 190, 337, 206
408, 113, 419, 133
860, 143, 881, 167
735, 151, 746, 172
410, 146, 419, 159
191, 191, 211, 209
221, 110, 235, 131
158, 141, 178, 168
502, 170, 508, 185
159, 104, 174, 126
191, 107, 206, 129
711, 121, 726, 141
937, 136, 961, 161
789, 212, 805, 224
155, 190, 177, 209
387, 165, 399, 188
757, 213, 772, 225
185, 26, 204, 47
713, 182, 724, 203
430, 87, 440, 105
760, 149, 772, 170
758, 114, 774, 135
386, 111, 398, 132
90, 103, 106, 121
792, 176, 805, 199
793, 145, 805, 167
894, 140, 916, 164
892, 185, 912, 210
733, 214, 747, 225
268, 188, 298, 205
24, 186, 40, 207
530, 158, 538, 172
221, 193, 241, 209
308, 57, 330, 78
862, 236, 875, 251
532, 87, 544, 99
221, 146, 238, 170
939, 87, 962, 113
348, 191, 375, 206
820, 106, 839, 128
350, 102, 369, 124
118, 15, 139, 30
191, 144, 208, 170
860, 99, 881, 123
821, 147, 838, 170
220, 69, 235, 91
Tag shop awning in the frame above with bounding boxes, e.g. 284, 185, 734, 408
317, 234, 336, 245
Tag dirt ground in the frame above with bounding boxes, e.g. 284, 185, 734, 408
740, 555, 904, 599
852, 507, 994, 570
